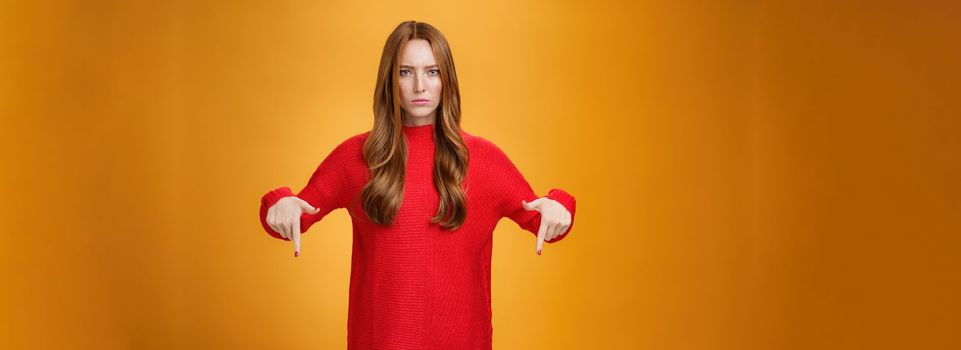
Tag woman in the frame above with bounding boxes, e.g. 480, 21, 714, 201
259, 20, 576, 349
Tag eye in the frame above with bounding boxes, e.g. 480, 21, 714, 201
428, 69, 440, 76
399, 69, 412, 77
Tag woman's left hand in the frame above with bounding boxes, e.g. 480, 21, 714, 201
521, 198, 572, 256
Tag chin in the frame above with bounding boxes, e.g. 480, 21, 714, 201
406, 107, 439, 118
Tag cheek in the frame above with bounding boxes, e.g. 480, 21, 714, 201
397, 81, 412, 98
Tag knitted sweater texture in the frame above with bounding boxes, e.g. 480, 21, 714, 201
259, 123, 576, 349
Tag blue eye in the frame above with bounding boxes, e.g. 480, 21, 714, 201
399, 69, 412, 77
428, 69, 440, 76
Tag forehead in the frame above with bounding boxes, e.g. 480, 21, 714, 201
399, 39, 437, 66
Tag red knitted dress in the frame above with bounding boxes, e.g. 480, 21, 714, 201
259, 123, 576, 349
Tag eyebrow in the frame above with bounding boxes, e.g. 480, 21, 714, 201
399, 64, 439, 69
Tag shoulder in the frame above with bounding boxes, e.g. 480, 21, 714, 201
459, 128, 494, 150
459, 129, 514, 166
338, 130, 371, 150
324, 130, 369, 162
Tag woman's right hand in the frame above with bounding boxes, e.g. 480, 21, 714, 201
266, 196, 320, 257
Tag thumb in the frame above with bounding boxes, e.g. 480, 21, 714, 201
297, 198, 320, 214
521, 198, 545, 212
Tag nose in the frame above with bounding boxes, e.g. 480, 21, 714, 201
414, 74, 425, 93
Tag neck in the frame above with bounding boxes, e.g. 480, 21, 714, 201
403, 111, 437, 127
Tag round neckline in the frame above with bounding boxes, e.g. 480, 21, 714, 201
401, 123, 435, 143
402, 123, 435, 134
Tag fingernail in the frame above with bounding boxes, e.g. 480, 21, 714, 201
537, 249, 541, 255
294, 251, 299, 257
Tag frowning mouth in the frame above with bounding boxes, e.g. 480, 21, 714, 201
412, 99, 431, 104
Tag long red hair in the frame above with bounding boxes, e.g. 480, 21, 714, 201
361, 21, 469, 231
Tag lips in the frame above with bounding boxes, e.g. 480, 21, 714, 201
412, 99, 430, 103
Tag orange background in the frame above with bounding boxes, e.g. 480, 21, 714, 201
2, 0, 959, 349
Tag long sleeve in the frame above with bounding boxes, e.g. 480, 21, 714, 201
258, 138, 357, 240
489, 142, 577, 244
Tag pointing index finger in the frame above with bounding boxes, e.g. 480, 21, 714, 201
536, 218, 547, 256
293, 218, 302, 257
